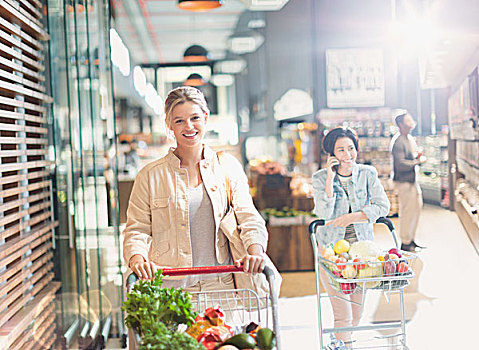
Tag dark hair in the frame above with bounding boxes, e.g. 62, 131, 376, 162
322, 127, 359, 156
395, 113, 407, 127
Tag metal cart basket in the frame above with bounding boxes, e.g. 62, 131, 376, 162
125, 265, 281, 350
309, 217, 418, 350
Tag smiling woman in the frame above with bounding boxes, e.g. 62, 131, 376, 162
312, 126, 390, 342
122, 86, 276, 296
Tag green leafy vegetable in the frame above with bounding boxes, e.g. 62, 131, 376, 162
122, 270, 198, 337
140, 322, 205, 350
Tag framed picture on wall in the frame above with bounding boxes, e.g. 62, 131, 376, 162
326, 48, 385, 108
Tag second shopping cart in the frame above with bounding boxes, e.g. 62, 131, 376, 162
309, 217, 418, 350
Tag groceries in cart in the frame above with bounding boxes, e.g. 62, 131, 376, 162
123, 270, 277, 350
319, 239, 417, 294
186, 307, 276, 350
309, 217, 417, 349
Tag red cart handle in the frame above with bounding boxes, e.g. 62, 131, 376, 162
161, 265, 244, 276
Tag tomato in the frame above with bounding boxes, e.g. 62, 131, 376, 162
335, 257, 347, 270
353, 257, 366, 270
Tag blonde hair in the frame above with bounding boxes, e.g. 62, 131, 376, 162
164, 86, 209, 129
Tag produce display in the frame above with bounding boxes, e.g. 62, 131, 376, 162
261, 207, 316, 226
123, 271, 277, 350
249, 159, 287, 175
320, 240, 415, 294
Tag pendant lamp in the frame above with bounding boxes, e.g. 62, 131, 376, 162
178, 0, 222, 12
184, 73, 206, 86
183, 45, 209, 62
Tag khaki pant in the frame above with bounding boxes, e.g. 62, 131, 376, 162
394, 181, 423, 244
319, 268, 364, 344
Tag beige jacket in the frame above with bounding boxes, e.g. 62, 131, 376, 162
123, 145, 268, 268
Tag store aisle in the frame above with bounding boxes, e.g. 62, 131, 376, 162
107, 204, 478, 349
278, 204, 479, 349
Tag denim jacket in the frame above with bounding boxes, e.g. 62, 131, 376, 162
312, 163, 390, 247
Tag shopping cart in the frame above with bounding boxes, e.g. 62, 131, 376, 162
125, 265, 281, 350
309, 217, 418, 350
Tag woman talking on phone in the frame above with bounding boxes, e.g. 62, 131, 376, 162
312, 127, 390, 345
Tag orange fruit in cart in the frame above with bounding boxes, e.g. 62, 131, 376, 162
334, 239, 350, 254
377, 255, 385, 268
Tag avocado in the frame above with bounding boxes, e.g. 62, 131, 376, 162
222, 333, 256, 349
256, 328, 276, 350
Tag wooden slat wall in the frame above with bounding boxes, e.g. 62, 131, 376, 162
0, 0, 59, 349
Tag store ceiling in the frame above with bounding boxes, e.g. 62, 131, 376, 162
111, 0, 479, 90
111, 0, 247, 64
418, 0, 479, 89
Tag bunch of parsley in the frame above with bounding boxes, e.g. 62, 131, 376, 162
123, 271, 203, 349
140, 322, 205, 350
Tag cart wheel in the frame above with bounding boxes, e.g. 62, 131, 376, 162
120, 334, 127, 348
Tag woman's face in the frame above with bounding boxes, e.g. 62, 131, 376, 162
333, 137, 357, 168
169, 101, 208, 148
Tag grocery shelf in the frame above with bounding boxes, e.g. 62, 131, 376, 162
456, 198, 479, 255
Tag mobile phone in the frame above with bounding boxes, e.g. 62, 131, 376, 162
330, 154, 339, 172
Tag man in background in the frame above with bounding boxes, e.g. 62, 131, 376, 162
119, 139, 140, 175
390, 113, 427, 252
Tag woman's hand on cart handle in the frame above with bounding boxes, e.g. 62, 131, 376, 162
235, 244, 266, 274
129, 254, 160, 280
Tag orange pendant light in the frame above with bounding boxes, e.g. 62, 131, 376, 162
178, 0, 222, 12
184, 73, 206, 86
183, 45, 209, 62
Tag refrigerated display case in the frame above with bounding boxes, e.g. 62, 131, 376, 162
416, 134, 449, 207
449, 67, 479, 254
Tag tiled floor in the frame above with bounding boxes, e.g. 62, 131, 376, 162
107, 204, 479, 349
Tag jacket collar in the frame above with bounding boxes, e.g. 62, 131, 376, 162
164, 144, 216, 168
334, 162, 359, 184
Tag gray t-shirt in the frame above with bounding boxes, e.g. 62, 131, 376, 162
163, 183, 232, 288
390, 133, 420, 183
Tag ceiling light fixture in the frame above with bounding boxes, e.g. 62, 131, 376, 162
183, 44, 210, 62
227, 32, 264, 55
214, 59, 247, 74
240, 0, 289, 11
184, 73, 206, 86
248, 18, 266, 29
178, 0, 222, 12
211, 74, 234, 86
